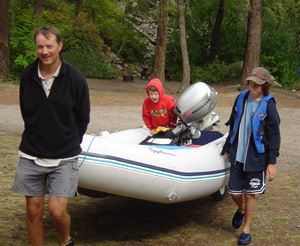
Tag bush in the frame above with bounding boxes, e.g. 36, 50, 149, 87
261, 55, 299, 90
8, 9, 36, 81
190, 59, 241, 84
62, 13, 104, 53
63, 49, 119, 79
277, 61, 299, 90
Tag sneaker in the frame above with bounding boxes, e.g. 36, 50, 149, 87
232, 209, 245, 229
238, 232, 251, 245
65, 238, 74, 246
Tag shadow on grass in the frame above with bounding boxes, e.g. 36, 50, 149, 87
68, 194, 232, 245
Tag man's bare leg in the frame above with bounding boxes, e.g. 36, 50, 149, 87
26, 196, 45, 246
49, 196, 71, 246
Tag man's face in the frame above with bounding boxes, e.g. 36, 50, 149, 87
35, 33, 62, 68
149, 91, 159, 103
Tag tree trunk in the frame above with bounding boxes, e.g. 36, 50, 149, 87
34, 0, 43, 15
0, 0, 9, 79
177, 0, 190, 93
76, 0, 84, 17
153, 0, 168, 83
239, 0, 262, 90
33, 0, 43, 27
208, 0, 226, 64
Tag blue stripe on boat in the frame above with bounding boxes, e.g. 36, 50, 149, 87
79, 151, 230, 180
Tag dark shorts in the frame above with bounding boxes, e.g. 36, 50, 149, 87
228, 162, 266, 195
12, 157, 79, 197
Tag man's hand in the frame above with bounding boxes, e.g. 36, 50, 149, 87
266, 164, 276, 182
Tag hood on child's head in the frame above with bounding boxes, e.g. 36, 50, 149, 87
146, 78, 164, 99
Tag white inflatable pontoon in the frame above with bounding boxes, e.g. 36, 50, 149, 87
78, 82, 230, 204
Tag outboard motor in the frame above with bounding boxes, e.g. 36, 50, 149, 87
173, 82, 220, 144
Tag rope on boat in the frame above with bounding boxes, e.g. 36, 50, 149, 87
79, 134, 96, 167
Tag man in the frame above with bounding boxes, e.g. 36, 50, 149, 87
12, 26, 90, 246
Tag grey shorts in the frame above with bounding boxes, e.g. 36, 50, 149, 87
12, 157, 79, 197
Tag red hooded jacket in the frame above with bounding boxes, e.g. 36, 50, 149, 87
142, 78, 177, 130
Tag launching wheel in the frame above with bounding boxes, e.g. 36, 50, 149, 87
211, 186, 227, 201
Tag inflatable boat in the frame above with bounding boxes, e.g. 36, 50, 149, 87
78, 82, 230, 204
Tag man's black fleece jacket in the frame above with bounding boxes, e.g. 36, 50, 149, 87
19, 58, 90, 159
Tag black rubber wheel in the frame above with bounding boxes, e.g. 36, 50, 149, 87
211, 186, 227, 201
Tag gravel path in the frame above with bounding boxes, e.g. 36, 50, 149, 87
1, 104, 299, 135
0, 104, 232, 135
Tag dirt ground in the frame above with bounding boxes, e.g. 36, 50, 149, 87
0, 78, 300, 245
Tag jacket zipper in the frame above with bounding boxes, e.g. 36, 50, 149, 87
243, 133, 251, 171
234, 99, 247, 166
241, 98, 264, 171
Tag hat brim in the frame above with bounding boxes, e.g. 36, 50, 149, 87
246, 75, 266, 85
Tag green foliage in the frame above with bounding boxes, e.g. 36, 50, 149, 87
8, 0, 108, 80
64, 13, 104, 53
166, 0, 299, 89
119, 33, 147, 63
190, 59, 241, 84
261, 0, 300, 89
262, 56, 299, 89
41, 0, 75, 26
38, 1, 104, 56
217, 0, 248, 63
166, 0, 247, 80
63, 49, 119, 79
279, 62, 299, 90
8, 5, 36, 79
83, 0, 147, 63
167, 0, 219, 68
6, 0, 300, 90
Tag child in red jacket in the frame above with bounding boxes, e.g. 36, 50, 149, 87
142, 78, 177, 135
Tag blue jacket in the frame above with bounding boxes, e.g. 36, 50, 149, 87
223, 90, 280, 172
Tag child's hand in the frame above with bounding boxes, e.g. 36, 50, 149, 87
150, 129, 156, 135
224, 152, 230, 160
266, 164, 276, 182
